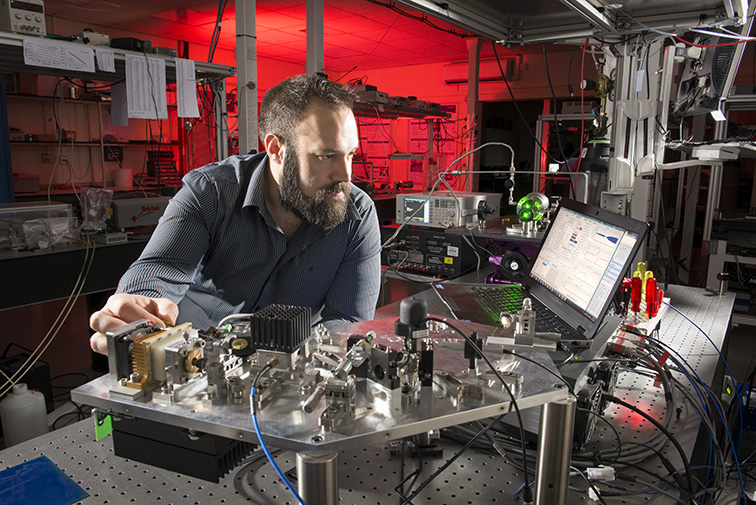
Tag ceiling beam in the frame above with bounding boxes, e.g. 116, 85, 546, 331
504, 10, 721, 45
393, 0, 508, 41
558, 0, 616, 33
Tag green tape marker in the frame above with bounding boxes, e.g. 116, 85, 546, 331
93, 409, 113, 440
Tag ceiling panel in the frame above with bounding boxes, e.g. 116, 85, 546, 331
45, 0, 481, 70
393, 0, 729, 43
42, 0, 736, 71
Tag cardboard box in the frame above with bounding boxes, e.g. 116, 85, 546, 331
12, 175, 40, 193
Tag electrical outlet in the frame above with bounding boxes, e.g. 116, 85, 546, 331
41, 154, 54, 163
105, 146, 123, 163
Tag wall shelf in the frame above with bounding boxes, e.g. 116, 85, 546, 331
1, 33, 236, 199
0, 32, 235, 83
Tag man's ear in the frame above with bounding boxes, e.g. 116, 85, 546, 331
264, 134, 285, 164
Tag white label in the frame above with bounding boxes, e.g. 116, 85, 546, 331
447, 246, 459, 257
635, 70, 645, 94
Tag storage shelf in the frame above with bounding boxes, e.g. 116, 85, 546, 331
6, 93, 108, 103
354, 102, 450, 120
0, 32, 235, 83
10, 141, 179, 146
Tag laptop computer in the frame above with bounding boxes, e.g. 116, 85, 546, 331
432, 198, 649, 347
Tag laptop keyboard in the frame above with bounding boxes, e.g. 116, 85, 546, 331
471, 285, 582, 339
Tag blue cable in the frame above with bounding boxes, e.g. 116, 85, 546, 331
512, 480, 535, 501
664, 302, 745, 501
664, 302, 745, 453
652, 342, 716, 504
251, 386, 307, 505
631, 345, 713, 501
646, 332, 745, 501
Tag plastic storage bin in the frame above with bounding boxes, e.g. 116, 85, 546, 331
0, 201, 77, 250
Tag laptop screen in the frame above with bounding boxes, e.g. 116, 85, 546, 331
529, 203, 641, 324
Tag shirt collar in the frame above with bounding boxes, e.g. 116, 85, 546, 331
243, 154, 269, 210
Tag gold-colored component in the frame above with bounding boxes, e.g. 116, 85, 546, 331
593, 74, 614, 99
184, 348, 202, 373
126, 323, 193, 390
231, 338, 248, 350
127, 333, 151, 390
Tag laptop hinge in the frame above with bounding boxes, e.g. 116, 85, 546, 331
565, 326, 591, 349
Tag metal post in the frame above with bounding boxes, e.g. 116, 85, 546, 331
306, 0, 325, 75
212, 78, 229, 161
465, 37, 482, 193
235, 0, 257, 155
535, 396, 576, 505
297, 451, 339, 505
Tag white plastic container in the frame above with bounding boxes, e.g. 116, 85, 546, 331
0, 383, 49, 447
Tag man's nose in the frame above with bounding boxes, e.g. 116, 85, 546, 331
332, 155, 351, 182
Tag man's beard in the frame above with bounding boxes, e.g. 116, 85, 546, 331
279, 146, 351, 231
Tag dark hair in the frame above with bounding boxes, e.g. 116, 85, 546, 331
258, 74, 357, 145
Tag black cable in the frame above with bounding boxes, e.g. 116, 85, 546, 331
51, 401, 87, 430
573, 467, 610, 505
611, 443, 691, 497
365, 0, 469, 38
51, 372, 90, 383
573, 407, 623, 464
491, 41, 558, 165
654, 165, 678, 286
604, 395, 695, 503
567, 47, 577, 97
501, 348, 574, 394
542, 43, 568, 164
423, 316, 537, 503
251, 363, 273, 415
398, 413, 507, 505
51, 373, 91, 400
207, 0, 229, 63
394, 438, 425, 502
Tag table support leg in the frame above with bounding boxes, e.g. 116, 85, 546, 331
296, 451, 339, 505
535, 396, 576, 505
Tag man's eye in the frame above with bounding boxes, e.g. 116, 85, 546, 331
318, 154, 334, 161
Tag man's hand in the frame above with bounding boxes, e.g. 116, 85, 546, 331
89, 294, 179, 355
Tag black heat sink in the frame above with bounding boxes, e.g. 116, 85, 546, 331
112, 416, 255, 483
249, 304, 312, 352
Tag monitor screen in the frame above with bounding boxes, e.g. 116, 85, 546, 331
11, 1, 43, 13
529, 206, 639, 322
403, 197, 429, 223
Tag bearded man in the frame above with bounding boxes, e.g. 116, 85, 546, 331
89, 74, 381, 354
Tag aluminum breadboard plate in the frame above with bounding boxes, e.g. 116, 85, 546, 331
0, 287, 735, 504
0, 419, 529, 504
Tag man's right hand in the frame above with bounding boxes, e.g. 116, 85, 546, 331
89, 293, 179, 355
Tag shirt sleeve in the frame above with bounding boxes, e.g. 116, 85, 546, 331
116, 169, 217, 303
318, 196, 382, 326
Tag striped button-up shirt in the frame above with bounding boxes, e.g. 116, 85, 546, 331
116, 152, 382, 330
